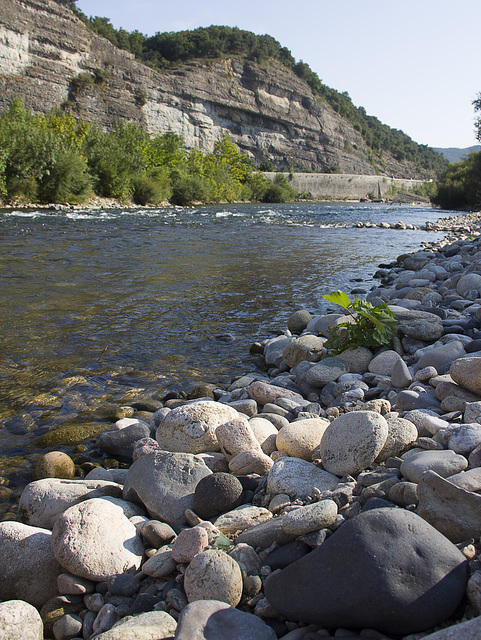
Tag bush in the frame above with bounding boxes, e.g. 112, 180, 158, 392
262, 173, 297, 202
432, 152, 481, 210
132, 168, 171, 205
170, 171, 213, 205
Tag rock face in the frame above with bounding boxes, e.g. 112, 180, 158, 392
264, 508, 468, 636
0, 0, 429, 177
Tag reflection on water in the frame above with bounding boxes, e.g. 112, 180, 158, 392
0, 201, 450, 514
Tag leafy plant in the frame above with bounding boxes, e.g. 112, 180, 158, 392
322, 290, 397, 354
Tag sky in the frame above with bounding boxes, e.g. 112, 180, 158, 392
75, 0, 480, 149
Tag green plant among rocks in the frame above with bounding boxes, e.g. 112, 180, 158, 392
322, 290, 397, 354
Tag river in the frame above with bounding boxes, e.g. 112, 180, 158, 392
0, 201, 452, 517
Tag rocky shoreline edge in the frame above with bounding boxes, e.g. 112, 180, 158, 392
3, 210, 481, 639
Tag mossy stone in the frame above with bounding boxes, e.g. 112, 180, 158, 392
31, 423, 112, 447
33, 451, 75, 480
40, 596, 84, 637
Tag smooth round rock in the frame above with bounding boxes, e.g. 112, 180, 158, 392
448, 424, 481, 455
171, 527, 209, 564
214, 505, 272, 535
52, 613, 82, 640
287, 309, 312, 334
450, 357, 481, 396
175, 599, 277, 640
281, 499, 338, 535
142, 546, 176, 578
92, 611, 177, 640
264, 508, 467, 636
123, 451, 212, 529
390, 306, 444, 341
33, 452, 75, 480
400, 449, 468, 483
390, 358, 413, 388
276, 418, 329, 461
155, 400, 239, 453
97, 423, 151, 459
216, 417, 262, 460
376, 416, 418, 461
266, 456, 340, 499
320, 411, 389, 476
228, 449, 273, 475
338, 346, 373, 374
457, 273, 481, 297
248, 417, 278, 455
247, 381, 303, 405
0, 600, 43, 640
0, 522, 61, 608
184, 550, 243, 606
368, 350, 402, 376
51, 498, 144, 581
193, 473, 244, 520
140, 520, 176, 548
304, 357, 349, 388
282, 335, 325, 368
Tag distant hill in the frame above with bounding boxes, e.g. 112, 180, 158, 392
433, 146, 481, 163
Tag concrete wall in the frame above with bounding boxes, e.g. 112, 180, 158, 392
266, 172, 425, 200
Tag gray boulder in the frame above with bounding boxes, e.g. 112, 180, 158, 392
266, 457, 340, 500
93, 611, 177, 639
123, 451, 212, 529
0, 600, 44, 640
97, 422, 151, 459
175, 599, 277, 640
389, 306, 444, 341
417, 470, 481, 543
0, 522, 61, 608
264, 508, 467, 635
320, 411, 388, 476
400, 449, 468, 483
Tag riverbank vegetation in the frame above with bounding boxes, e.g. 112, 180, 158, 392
54, 0, 447, 178
0, 99, 297, 206
431, 95, 481, 210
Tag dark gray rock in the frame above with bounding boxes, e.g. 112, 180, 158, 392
264, 508, 467, 636
175, 599, 277, 640
305, 357, 349, 388
193, 473, 244, 520
264, 540, 312, 570
123, 451, 212, 529
97, 423, 151, 459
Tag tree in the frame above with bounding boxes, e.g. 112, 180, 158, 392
474, 93, 481, 142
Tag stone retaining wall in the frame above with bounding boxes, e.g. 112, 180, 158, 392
266, 172, 426, 200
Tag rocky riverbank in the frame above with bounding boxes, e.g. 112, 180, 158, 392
2, 210, 481, 639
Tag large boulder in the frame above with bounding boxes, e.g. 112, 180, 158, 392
175, 600, 277, 640
0, 522, 61, 608
450, 357, 481, 396
0, 600, 44, 640
50, 498, 144, 581
389, 306, 444, 341
123, 451, 212, 529
18, 478, 123, 530
266, 457, 340, 500
320, 411, 388, 476
264, 508, 467, 635
155, 400, 239, 453
92, 611, 177, 640
184, 550, 243, 607
417, 471, 481, 543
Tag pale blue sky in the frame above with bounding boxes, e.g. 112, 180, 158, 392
76, 0, 480, 149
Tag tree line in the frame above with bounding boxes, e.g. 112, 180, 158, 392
0, 99, 297, 206
431, 96, 481, 210
54, 1, 447, 177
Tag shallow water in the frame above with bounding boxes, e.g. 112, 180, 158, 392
0, 201, 451, 515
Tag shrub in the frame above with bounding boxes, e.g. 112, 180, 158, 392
132, 168, 171, 205
170, 171, 213, 205
262, 172, 297, 202
322, 290, 398, 354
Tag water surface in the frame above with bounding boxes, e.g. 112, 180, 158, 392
0, 201, 451, 515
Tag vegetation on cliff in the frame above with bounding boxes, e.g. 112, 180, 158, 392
58, 0, 447, 177
0, 99, 293, 206
431, 96, 481, 210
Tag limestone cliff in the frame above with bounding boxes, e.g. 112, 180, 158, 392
0, 0, 428, 178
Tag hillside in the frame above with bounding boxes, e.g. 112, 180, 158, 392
433, 146, 481, 163
0, 0, 446, 179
